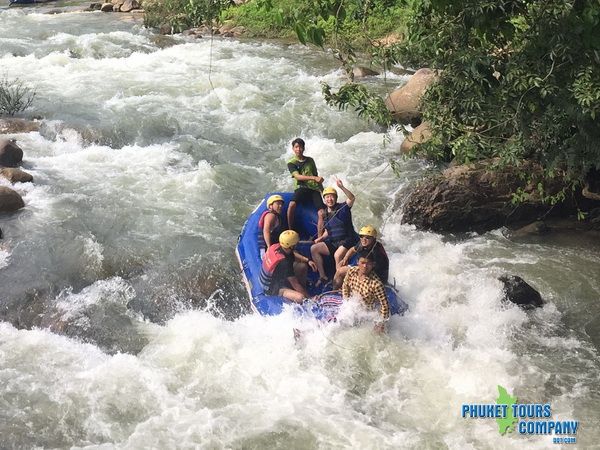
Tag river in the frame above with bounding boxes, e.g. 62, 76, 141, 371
1, 3, 599, 449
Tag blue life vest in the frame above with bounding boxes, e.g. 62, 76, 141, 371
324, 203, 355, 242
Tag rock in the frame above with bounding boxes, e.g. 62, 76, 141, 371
582, 168, 600, 201
353, 66, 379, 78
400, 160, 571, 233
385, 68, 438, 124
0, 186, 25, 212
0, 118, 41, 134
0, 227, 3, 239
89, 2, 102, 9
119, 0, 138, 12
499, 275, 544, 308
508, 221, 549, 238
0, 139, 23, 167
100, 3, 113, 11
0, 168, 33, 183
400, 121, 431, 154
218, 23, 245, 37
182, 27, 204, 38
150, 34, 178, 49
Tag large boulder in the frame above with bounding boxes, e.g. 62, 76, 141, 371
0, 139, 23, 167
385, 68, 437, 124
119, 0, 139, 12
0, 168, 33, 183
0, 186, 25, 212
499, 275, 544, 308
400, 160, 571, 233
400, 121, 431, 154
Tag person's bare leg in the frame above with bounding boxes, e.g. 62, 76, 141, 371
317, 209, 325, 238
310, 242, 330, 280
333, 265, 350, 290
287, 201, 297, 231
294, 261, 308, 287
334, 246, 349, 269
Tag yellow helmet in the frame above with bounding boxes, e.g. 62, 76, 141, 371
359, 225, 377, 238
279, 230, 299, 249
322, 187, 337, 198
267, 194, 284, 207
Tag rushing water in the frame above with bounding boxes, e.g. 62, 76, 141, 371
1, 4, 599, 449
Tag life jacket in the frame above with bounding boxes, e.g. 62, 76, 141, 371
324, 203, 354, 242
259, 244, 287, 291
258, 210, 282, 250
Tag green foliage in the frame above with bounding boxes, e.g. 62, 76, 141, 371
144, 0, 229, 33
394, 0, 600, 187
0, 75, 35, 117
322, 82, 393, 126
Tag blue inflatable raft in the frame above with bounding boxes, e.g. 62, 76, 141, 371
236, 192, 407, 321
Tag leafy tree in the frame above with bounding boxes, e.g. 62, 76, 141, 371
395, 0, 600, 193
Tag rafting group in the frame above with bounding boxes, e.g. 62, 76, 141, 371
257, 138, 393, 331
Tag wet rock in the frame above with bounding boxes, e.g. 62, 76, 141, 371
0, 186, 25, 212
385, 68, 438, 124
0, 167, 33, 183
400, 121, 431, 154
0, 118, 41, 134
89, 2, 102, 10
508, 220, 550, 238
400, 159, 571, 233
0, 139, 23, 167
150, 34, 178, 49
499, 275, 544, 308
100, 3, 114, 11
0, 227, 3, 239
183, 28, 204, 38
353, 66, 379, 79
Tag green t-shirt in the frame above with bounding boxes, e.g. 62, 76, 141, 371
287, 156, 321, 191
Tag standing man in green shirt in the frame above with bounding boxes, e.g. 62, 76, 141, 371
286, 138, 326, 234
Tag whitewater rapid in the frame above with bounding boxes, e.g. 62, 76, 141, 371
1, 5, 599, 449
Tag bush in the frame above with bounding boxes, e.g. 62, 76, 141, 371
144, 0, 230, 33
0, 75, 35, 117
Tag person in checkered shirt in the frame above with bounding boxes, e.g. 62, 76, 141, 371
341, 250, 390, 333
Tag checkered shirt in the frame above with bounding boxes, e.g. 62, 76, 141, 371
342, 266, 390, 320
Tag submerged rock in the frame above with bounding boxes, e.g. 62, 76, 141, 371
499, 275, 544, 309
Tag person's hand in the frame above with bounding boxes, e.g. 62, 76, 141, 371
314, 176, 324, 184
308, 260, 318, 272
335, 178, 344, 188
373, 321, 386, 334
340, 257, 349, 267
